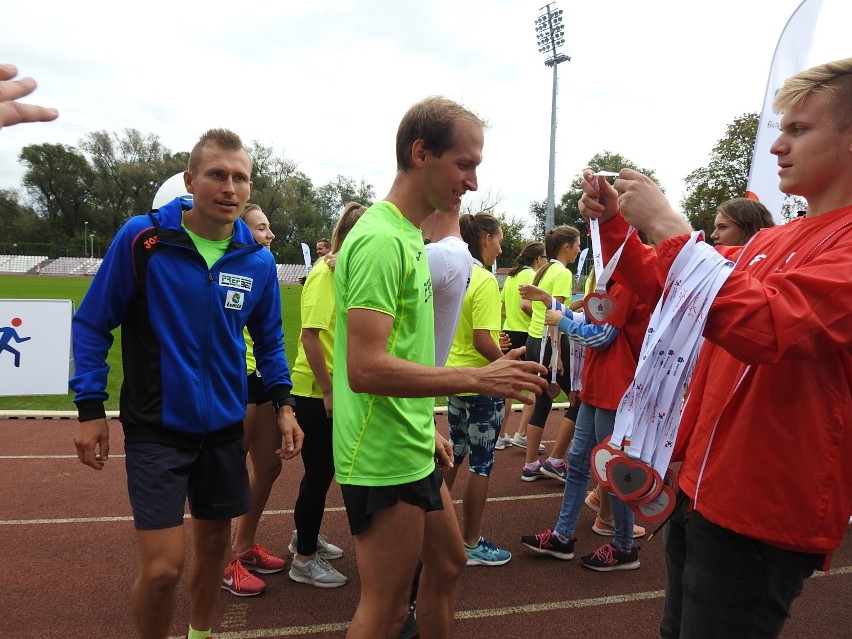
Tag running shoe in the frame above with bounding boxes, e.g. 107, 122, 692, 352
465, 537, 512, 566
520, 529, 575, 560
221, 559, 265, 596
288, 555, 348, 588
289, 530, 344, 560
539, 458, 568, 482
494, 435, 514, 450
580, 543, 640, 572
521, 460, 544, 482
591, 516, 646, 538
234, 543, 286, 574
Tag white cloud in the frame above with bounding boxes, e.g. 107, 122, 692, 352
2, 0, 849, 231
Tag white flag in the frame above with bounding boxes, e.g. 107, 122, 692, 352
745, 0, 822, 222
300, 242, 313, 273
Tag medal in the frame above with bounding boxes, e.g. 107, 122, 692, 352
584, 291, 616, 325
546, 382, 561, 399
585, 211, 633, 326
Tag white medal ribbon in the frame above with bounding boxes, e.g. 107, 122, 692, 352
612, 232, 734, 476
589, 173, 635, 295
569, 334, 584, 392
539, 297, 559, 387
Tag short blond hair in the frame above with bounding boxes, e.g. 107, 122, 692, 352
188, 128, 251, 173
774, 57, 852, 131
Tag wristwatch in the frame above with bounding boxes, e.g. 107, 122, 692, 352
272, 396, 297, 412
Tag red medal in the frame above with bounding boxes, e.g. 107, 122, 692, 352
584, 291, 616, 325
605, 456, 654, 502
545, 383, 561, 399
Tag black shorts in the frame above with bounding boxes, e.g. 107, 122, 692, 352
125, 438, 251, 530
246, 370, 270, 406
340, 463, 444, 536
504, 330, 529, 354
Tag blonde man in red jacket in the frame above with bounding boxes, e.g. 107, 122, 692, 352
579, 57, 852, 639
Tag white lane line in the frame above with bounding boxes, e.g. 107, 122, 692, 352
0, 492, 566, 526
0, 455, 123, 459
177, 567, 852, 639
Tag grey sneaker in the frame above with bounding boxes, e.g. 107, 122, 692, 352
494, 435, 514, 450
512, 433, 545, 452
288, 555, 348, 588
289, 530, 344, 560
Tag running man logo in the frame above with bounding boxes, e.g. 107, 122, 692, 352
0, 317, 31, 368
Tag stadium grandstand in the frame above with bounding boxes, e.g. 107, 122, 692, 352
0, 255, 309, 284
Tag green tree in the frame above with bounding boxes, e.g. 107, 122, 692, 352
81, 129, 187, 239
20, 143, 95, 243
681, 113, 758, 236
494, 212, 530, 270
530, 151, 662, 270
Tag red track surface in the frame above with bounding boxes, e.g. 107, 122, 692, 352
2, 414, 850, 638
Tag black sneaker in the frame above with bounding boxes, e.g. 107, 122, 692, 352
520, 529, 575, 560
580, 543, 640, 571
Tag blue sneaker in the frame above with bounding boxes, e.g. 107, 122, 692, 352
465, 537, 512, 566
521, 461, 544, 482
539, 458, 568, 482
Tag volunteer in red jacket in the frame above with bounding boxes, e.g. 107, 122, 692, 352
578, 57, 852, 639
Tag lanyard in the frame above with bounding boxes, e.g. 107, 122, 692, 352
538, 298, 560, 397
612, 233, 734, 477
585, 208, 634, 324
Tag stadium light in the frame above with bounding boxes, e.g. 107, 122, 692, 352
83, 221, 88, 257
534, 3, 571, 231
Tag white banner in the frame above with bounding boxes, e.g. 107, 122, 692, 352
745, 0, 822, 222
300, 242, 313, 273
0, 299, 73, 396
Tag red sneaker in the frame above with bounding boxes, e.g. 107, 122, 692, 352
222, 559, 266, 596
235, 543, 286, 574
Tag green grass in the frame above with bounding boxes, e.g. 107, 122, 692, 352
0, 275, 303, 411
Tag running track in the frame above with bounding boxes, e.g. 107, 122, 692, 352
1, 413, 850, 638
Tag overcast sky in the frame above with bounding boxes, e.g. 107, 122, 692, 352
1, 0, 849, 231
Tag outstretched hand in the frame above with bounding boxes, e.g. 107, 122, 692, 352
474, 347, 548, 404
518, 283, 551, 304
0, 64, 58, 129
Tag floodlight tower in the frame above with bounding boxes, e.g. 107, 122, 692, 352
534, 3, 570, 232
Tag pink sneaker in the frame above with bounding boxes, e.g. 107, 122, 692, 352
591, 515, 646, 538
235, 543, 286, 574
222, 559, 266, 596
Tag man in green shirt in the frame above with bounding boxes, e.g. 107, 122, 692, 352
333, 96, 548, 639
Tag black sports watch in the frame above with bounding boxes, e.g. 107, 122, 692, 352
272, 396, 297, 412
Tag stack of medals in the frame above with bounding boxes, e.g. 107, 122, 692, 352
591, 232, 734, 522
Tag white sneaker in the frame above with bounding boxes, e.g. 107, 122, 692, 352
511, 433, 545, 452
288, 555, 348, 588
494, 435, 513, 450
289, 530, 344, 560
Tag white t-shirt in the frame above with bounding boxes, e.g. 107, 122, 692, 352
426, 236, 473, 366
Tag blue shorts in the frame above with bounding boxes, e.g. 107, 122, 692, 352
446, 394, 504, 477
125, 439, 251, 530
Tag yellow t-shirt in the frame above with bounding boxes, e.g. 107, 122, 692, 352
501, 267, 535, 332
446, 263, 501, 374
291, 258, 335, 398
527, 261, 574, 338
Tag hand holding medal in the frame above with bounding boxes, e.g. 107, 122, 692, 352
584, 172, 634, 325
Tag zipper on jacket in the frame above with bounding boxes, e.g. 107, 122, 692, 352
692, 365, 752, 509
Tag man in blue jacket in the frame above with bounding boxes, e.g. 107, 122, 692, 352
71, 129, 302, 639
